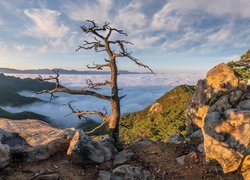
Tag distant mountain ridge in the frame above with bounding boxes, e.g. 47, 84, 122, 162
0, 68, 148, 75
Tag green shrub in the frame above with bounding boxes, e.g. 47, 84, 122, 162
228, 50, 250, 80
119, 85, 194, 144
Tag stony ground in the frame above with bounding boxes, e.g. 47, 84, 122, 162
0, 139, 243, 180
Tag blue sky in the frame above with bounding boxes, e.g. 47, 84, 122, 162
0, 0, 249, 73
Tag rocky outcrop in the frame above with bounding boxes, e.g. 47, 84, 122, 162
186, 63, 250, 177
0, 118, 75, 163
148, 102, 163, 115
67, 130, 114, 164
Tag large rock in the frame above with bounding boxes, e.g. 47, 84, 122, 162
112, 164, 151, 180
186, 63, 246, 128
186, 63, 250, 176
0, 143, 10, 168
67, 129, 113, 164
0, 118, 75, 162
241, 155, 250, 180
113, 149, 134, 167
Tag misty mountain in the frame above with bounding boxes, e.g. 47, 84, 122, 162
0, 74, 55, 120
0, 108, 47, 121
0, 68, 148, 75
0, 73, 55, 106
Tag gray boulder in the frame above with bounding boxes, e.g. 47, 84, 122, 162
0, 143, 10, 168
112, 164, 151, 180
237, 100, 250, 110
97, 171, 112, 180
167, 133, 184, 144
113, 149, 134, 167
67, 129, 112, 164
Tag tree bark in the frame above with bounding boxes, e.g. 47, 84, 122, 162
109, 56, 121, 145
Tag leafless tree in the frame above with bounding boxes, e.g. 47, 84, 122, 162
36, 20, 153, 145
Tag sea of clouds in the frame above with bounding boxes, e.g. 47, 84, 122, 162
1, 73, 204, 128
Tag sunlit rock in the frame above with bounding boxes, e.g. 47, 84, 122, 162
186, 63, 250, 175
0, 118, 75, 162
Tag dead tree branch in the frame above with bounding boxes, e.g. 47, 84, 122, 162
85, 121, 108, 135
76, 39, 105, 52
87, 62, 110, 70
85, 79, 111, 89
36, 69, 111, 101
67, 102, 110, 121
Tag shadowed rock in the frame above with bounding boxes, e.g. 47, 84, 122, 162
0, 143, 10, 168
67, 129, 114, 164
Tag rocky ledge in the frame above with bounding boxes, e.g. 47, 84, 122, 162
0, 119, 75, 166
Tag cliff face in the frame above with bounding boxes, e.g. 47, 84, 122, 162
186, 63, 250, 178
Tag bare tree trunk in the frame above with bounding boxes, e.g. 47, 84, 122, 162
109, 57, 121, 144
36, 21, 153, 148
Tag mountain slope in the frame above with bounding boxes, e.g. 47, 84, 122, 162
0, 74, 54, 106
120, 85, 195, 144
0, 74, 55, 120
0, 108, 47, 121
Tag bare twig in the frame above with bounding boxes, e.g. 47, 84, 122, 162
85, 121, 108, 134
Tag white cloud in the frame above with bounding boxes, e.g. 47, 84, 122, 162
24, 8, 70, 38
116, 1, 147, 32
0, 42, 27, 55
150, 0, 250, 52
152, 0, 250, 29
0, 42, 8, 55
151, 4, 182, 31
14, 44, 26, 52
161, 28, 205, 50
37, 45, 48, 54
207, 28, 232, 43
131, 35, 161, 48
63, 0, 112, 23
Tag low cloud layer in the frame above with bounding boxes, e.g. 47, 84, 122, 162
2, 73, 203, 128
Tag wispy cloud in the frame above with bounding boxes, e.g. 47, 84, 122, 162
24, 8, 70, 38
63, 0, 113, 23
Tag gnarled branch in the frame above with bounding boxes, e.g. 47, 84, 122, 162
36, 69, 111, 101
87, 62, 110, 70
76, 39, 105, 52
85, 79, 111, 90
37, 87, 111, 101
67, 102, 110, 121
